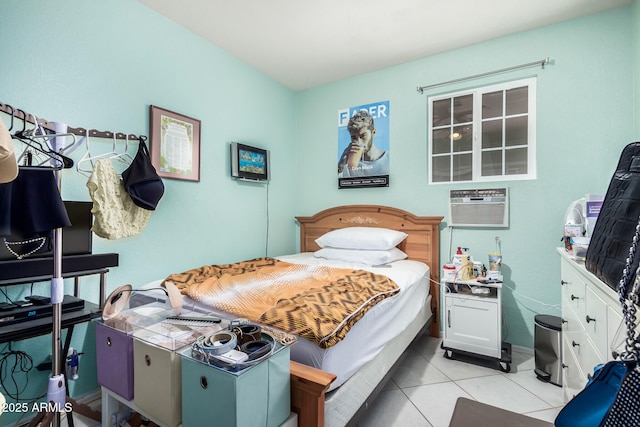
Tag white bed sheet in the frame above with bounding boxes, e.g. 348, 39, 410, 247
131, 253, 430, 391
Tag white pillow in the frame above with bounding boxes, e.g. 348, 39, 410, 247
315, 227, 408, 250
314, 247, 408, 265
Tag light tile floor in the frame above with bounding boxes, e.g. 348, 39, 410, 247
66, 334, 564, 427
357, 335, 564, 427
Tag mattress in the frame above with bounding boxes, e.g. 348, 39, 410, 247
324, 296, 431, 427
130, 252, 430, 391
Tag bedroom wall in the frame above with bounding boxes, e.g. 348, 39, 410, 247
0, 2, 635, 421
295, 7, 634, 350
0, 0, 297, 419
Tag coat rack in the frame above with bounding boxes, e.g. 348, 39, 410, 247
0, 101, 147, 142
0, 100, 141, 427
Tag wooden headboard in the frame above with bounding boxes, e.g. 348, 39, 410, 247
296, 205, 443, 337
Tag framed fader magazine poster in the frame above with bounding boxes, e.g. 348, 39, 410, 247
337, 100, 390, 189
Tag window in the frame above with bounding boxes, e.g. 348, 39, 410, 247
428, 78, 536, 184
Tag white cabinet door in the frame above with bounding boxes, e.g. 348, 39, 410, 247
444, 294, 500, 358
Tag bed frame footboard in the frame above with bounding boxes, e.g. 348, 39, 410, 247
290, 361, 336, 427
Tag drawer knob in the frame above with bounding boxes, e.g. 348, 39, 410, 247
562, 363, 568, 369
200, 376, 208, 389
561, 318, 567, 324
107, 337, 112, 347
145, 354, 151, 366
572, 340, 580, 347
586, 315, 596, 323
561, 280, 568, 286
571, 294, 579, 301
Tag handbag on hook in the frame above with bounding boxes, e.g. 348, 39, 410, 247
555, 216, 640, 427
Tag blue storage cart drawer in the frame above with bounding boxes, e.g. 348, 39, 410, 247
180, 346, 290, 427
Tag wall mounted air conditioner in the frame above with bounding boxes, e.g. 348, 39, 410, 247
449, 188, 509, 228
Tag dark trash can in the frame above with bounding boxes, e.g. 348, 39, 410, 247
534, 314, 562, 387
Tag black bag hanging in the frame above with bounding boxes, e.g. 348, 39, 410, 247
122, 137, 164, 211
600, 217, 640, 426
585, 142, 640, 292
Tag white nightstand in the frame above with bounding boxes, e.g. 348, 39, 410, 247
440, 278, 511, 372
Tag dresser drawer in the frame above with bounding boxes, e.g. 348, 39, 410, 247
562, 338, 585, 402
561, 301, 582, 337
585, 286, 609, 359
562, 325, 584, 356
581, 337, 604, 377
561, 261, 586, 321
565, 332, 603, 381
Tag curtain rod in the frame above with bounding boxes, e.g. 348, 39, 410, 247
0, 101, 147, 140
416, 57, 551, 94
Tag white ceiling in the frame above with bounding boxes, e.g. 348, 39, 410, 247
137, 0, 630, 91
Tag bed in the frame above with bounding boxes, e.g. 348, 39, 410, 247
290, 205, 442, 427
132, 205, 443, 426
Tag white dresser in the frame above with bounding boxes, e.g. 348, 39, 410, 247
558, 248, 623, 402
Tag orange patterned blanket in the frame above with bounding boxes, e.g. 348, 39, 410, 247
162, 257, 399, 348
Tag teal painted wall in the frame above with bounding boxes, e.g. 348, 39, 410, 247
0, 1, 637, 424
295, 7, 634, 350
0, 1, 296, 423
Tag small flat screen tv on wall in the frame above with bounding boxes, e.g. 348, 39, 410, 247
230, 142, 270, 182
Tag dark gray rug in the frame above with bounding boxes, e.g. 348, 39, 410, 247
449, 397, 554, 427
